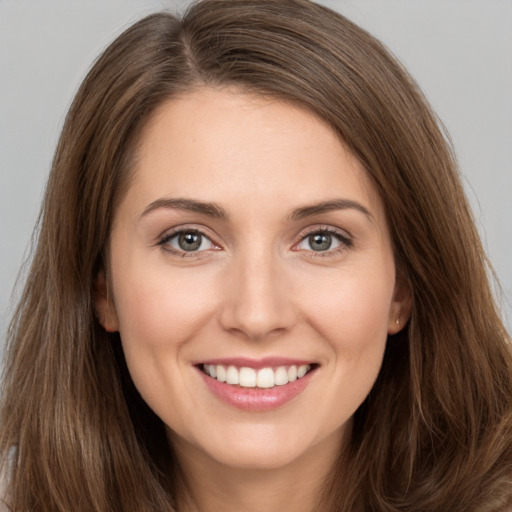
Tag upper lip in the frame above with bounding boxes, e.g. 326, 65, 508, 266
195, 357, 317, 369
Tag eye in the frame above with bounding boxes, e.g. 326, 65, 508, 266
160, 229, 216, 253
296, 229, 352, 253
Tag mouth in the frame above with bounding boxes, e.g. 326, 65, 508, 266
199, 363, 317, 389
195, 360, 318, 411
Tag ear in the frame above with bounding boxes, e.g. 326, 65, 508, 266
94, 269, 119, 333
388, 273, 412, 335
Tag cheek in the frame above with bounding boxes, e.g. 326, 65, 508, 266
110, 266, 221, 423
302, 267, 393, 426
303, 265, 395, 352
111, 264, 220, 355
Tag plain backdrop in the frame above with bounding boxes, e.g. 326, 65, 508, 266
1, 0, 511, 349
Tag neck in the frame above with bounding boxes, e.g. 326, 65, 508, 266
171, 431, 344, 512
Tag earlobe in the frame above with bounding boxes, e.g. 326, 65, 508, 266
388, 274, 412, 335
94, 269, 119, 333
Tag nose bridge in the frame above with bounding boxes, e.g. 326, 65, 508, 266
219, 242, 294, 340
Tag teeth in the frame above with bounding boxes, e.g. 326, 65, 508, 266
226, 365, 239, 385
239, 367, 256, 387
297, 364, 309, 378
208, 364, 216, 378
274, 366, 288, 386
216, 365, 227, 383
257, 367, 275, 388
202, 363, 312, 388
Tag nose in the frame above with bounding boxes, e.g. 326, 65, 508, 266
218, 248, 296, 341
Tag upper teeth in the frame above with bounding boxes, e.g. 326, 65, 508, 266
203, 364, 311, 388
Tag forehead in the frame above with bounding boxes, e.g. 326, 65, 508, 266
122, 87, 384, 222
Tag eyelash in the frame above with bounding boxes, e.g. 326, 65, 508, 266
157, 226, 353, 258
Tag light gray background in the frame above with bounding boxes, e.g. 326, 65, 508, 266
1, 0, 511, 346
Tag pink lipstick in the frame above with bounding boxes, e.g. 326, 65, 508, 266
196, 358, 317, 411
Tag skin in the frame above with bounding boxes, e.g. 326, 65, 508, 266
96, 88, 411, 512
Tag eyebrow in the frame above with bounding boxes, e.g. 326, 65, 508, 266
141, 198, 229, 220
289, 199, 373, 221
140, 197, 372, 222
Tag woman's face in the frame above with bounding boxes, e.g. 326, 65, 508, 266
97, 88, 409, 471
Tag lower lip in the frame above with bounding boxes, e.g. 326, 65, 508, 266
197, 367, 315, 412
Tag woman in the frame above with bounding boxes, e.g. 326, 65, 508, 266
1, 0, 511, 510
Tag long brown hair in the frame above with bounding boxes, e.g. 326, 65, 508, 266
1, 1, 511, 510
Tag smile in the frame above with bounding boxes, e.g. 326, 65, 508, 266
201, 363, 312, 389
197, 360, 318, 411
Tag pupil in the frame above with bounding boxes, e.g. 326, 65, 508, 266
310, 233, 331, 251
178, 232, 201, 251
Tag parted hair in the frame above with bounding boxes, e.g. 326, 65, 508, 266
1, 0, 511, 510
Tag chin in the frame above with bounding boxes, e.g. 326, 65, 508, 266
173, 421, 344, 473
207, 443, 309, 471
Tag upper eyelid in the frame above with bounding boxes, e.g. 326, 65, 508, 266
295, 224, 353, 241
158, 225, 218, 244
